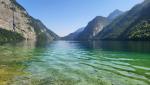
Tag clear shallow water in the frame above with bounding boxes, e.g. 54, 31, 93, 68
0, 40, 150, 85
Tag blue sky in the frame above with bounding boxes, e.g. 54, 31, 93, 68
17, 0, 143, 37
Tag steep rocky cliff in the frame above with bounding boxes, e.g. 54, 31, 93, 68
76, 16, 110, 41
0, 0, 59, 43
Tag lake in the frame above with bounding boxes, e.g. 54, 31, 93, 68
0, 40, 150, 85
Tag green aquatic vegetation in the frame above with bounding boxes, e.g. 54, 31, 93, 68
0, 41, 150, 85
0, 63, 26, 85
0, 44, 34, 85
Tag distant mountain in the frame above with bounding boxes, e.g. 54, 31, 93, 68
95, 0, 150, 40
63, 9, 123, 41
76, 16, 110, 41
0, 0, 59, 43
107, 9, 123, 21
61, 27, 84, 40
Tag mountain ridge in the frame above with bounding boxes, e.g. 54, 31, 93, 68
63, 9, 123, 41
107, 9, 123, 21
76, 16, 110, 41
95, 0, 150, 40
0, 0, 59, 43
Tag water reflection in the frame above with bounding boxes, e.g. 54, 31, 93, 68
78, 41, 150, 53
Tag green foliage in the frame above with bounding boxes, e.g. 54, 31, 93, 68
129, 20, 150, 40
0, 28, 24, 43
27, 18, 48, 41
28, 17, 59, 41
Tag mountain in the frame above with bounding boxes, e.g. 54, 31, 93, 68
107, 9, 123, 21
95, 0, 150, 40
63, 9, 123, 41
76, 16, 110, 41
0, 0, 59, 43
61, 27, 84, 40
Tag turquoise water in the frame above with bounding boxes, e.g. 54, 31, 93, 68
0, 41, 150, 85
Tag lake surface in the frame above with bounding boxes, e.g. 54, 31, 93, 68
0, 40, 150, 85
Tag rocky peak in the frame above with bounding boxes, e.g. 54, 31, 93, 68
107, 9, 123, 21
76, 16, 110, 40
